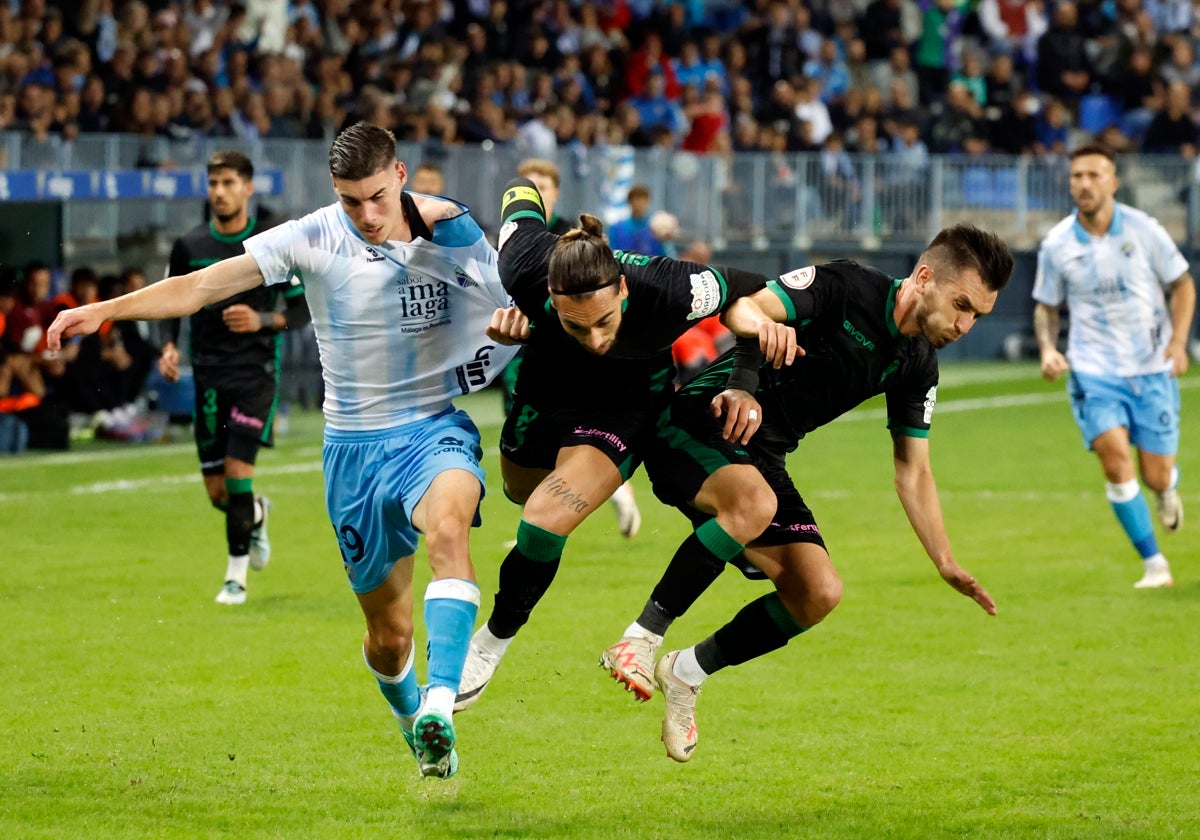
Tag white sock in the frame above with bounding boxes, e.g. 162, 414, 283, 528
610, 481, 635, 505
672, 646, 709, 687
622, 622, 663, 645
423, 685, 456, 717
225, 555, 250, 587
1144, 553, 1170, 570
475, 622, 516, 655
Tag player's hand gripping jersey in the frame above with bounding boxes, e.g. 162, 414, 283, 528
495, 178, 766, 407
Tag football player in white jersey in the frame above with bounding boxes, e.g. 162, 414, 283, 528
46, 122, 518, 780
1034, 143, 1196, 589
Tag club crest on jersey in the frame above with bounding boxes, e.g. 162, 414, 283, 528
453, 264, 475, 288
364, 246, 385, 262
780, 265, 816, 289
687, 270, 722, 321
1121, 241, 1135, 258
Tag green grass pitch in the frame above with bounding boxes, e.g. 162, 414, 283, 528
2, 361, 1198, 839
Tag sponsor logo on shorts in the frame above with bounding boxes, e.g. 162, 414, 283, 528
687, 270, 722, 321
571, 426, 628, 452
230, 406, 264, 431
780, 265, 816, 289
771, 522, 821, 534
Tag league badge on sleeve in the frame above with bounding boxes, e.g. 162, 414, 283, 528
780, 266, 816, 289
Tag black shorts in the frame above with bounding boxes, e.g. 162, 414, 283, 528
643, 397, 826, 550
500, 390, 664, 481
193, 364, 278, 474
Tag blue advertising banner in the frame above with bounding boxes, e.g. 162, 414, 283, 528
0, 169, 284, 201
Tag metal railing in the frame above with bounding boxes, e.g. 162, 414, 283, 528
3, 132, 1196, 261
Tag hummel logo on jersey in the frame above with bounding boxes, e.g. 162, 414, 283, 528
364, 246, 385, 262
842, 320, 875, 351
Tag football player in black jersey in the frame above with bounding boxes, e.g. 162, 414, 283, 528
602, 224, 1013, 762
454, 177, 796, 711
158, 151, 311, 606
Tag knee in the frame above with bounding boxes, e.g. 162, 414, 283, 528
723, 481, 777, 542
778, 568, 842, 626
422, 515, 471, 562
364, 616, 416, 668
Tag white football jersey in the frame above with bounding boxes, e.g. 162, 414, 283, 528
244, 202, 517, 430
1034, 203, 1189, 377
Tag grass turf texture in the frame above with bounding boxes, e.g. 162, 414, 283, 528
2, 361, 1198, 839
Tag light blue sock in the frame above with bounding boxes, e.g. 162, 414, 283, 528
1106, 479, 1159, 559
425, 578, 481, 692
364, 643, 421, 720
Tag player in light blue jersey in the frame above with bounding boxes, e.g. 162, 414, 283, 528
46, 122, 518, 780
1034, 143, 1196, 589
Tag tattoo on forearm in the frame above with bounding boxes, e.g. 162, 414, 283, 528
541, 475, 591, 514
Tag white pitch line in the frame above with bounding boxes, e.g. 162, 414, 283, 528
3, 381, 1198, 502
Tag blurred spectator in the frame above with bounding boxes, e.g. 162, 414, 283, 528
680, 82, 730, 154
881, 117, 929, 233
609, 184, 667, 256
1033, 96, 1072, 155
745, 1, 802, 98
1036, 1, 1092, 103
0, 273, 44, 454
991, 88, 1040, 154
913, 0, 967, 106
1142, 80, 1198, 157
409, 161, 446, 195
517, 157, 572, 233
977, 0, 1049, 65
1113, 45, 1164, 142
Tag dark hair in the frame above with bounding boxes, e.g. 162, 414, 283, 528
547, 214, 621, 295
921, 224, 1013, 292
207, 149, 254, 180
1069, 142, 1116, 164
328, 121, 397, 180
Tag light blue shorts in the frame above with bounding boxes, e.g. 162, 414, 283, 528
1067, 371, 1180, 456
322, 408, 486, 594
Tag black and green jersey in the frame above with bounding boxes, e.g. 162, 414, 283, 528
682, 259, 939, 449
164, 216, 308, 368
496, 177, 765, 408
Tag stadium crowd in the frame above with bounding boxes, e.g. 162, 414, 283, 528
3, 0, 1200, 161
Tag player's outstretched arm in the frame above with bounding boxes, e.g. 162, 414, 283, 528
721, 288, 801, 369
892, 434, 997, 616
47, 254, 265, 353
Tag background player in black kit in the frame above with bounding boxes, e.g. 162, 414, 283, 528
159, 150, 311, 606
601, 225, 1013, 762
454, 177, 796, 710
